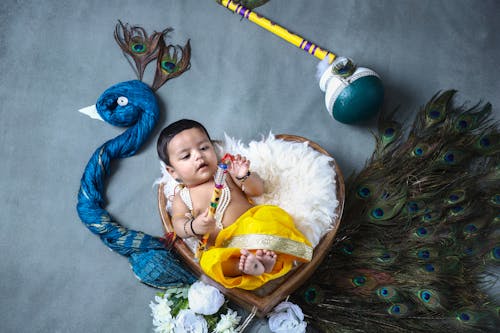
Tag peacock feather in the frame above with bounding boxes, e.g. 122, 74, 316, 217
293, 90, 500, 332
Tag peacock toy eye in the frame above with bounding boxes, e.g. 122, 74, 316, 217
117, 96, 128, 106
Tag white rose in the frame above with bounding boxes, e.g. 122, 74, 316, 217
268, 301, 307, 333
188, 281, 225, 315
174, 309, 208, 333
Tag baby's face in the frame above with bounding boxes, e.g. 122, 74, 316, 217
166, 127, 218, 187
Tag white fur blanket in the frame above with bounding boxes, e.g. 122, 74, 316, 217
155, 133, 339, 247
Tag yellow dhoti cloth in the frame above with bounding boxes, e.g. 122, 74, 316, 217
199, 205, 312, 290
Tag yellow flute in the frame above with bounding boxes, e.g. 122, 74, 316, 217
218, 0, 336, 63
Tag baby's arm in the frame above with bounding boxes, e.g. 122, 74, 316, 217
228, 154, 264, 197
171, 194, 216, 238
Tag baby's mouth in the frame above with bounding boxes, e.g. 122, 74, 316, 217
197, 163, 208, 171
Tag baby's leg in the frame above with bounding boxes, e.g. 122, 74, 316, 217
239, 249, 265, 275
256, 249, 277, 273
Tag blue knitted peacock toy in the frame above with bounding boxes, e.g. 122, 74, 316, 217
77, 21, 195, 288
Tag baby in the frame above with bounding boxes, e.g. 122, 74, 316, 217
157, 119, 312, 290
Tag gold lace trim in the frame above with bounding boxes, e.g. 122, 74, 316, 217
221, 234, 312, 261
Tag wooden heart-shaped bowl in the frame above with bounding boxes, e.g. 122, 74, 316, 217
157, 134, 345, 317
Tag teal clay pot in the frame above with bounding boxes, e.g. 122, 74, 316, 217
319, 57, 384, 124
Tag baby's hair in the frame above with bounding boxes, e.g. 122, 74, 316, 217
157, 119, 212, 166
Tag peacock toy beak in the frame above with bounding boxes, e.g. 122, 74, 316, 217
78, 104, 104, 121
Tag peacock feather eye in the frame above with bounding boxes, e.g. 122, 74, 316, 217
444, 152, 455, 162
424, 263, 435, 272
475, 132, 499, 155
421, 208, 441, 223
131, 42, 147, 54
450, 205, 464, 214
417, 289, 440, 308
303, 285, 324, 304
413, 146, 424, 157
417, 249, 431, 259
376, 286, 399, 301
352, 275, 367, 287
444, 190, 465, 205
463, 245, 477, 256
406, 201, 422, 214
387, 303, 408, 317
383, 127, 395, 138
161, 59, 178, 73
429, 110, 440, 119
356, 186, 371, 199
454, 307, 485, 325
425, 107, 446, 128
415, 227, 431, 238
371, 207, 385, 219
456, 311, 472, 323
377, 252, 394, 263
463, 223, 478, 235
454, 115, 472, 132
490, 246, 500, 261
439, 149, 464, 165
342, 244, 354, 255
479, 136, 491, 148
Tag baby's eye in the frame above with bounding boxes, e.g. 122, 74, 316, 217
200, 146, 209, 151
181, 154, 190, 160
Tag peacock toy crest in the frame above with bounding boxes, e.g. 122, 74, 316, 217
76, 21, 195, 288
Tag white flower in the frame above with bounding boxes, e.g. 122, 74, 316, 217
175, 309, 208, 333
150, 296, 173, 321
188, 281, 225, 315
152, 318, 175, 333
213, 309, 241, 333
150, 295, 175, 333
268, 301, 307, 333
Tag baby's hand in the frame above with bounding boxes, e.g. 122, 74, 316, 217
229, 154, 250, 179
192, 208, 215, 235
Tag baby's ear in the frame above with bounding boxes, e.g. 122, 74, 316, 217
165, 165, 181, 182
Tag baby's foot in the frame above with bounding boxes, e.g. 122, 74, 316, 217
239, 249, 265, 275
256, 249, 277, 273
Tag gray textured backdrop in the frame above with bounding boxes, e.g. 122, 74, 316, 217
1, 0, 499, 332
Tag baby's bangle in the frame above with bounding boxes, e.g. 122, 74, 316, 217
190, 218, 200, 237
236, 171, 251, 182
184, 218, 193, 237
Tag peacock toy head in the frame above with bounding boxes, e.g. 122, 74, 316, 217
79, 21, 190, 127
81, 80, 158, 127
